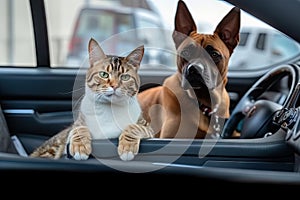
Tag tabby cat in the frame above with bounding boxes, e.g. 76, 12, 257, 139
30, 38, 154, 161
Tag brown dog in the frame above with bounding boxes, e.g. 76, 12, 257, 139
138, 0, 240, 139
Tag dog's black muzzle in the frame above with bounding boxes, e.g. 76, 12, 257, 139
182, 63, 207, 90
180, 44, 222, 91
181, 61, 221, 91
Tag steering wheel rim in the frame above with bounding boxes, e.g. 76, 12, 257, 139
221, 64, 299, 139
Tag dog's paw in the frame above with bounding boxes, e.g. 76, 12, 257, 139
68, 126, 92, 160
118, 133, 140, 161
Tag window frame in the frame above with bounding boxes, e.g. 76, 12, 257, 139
30, 0, 50, 67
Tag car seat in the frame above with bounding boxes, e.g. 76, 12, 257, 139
0, 104, 17, 154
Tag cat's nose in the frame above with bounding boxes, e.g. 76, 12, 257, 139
111, 84, 118, 90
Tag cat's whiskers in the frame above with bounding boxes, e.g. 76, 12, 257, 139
120, 87, 136, 97
71, 86, 86, 93
72, 94, 85, 110
59, 86, 85, 95
95, 93, 104, 102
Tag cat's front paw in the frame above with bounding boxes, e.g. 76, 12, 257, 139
118, 132, 140, 161
68, 126, 92, 160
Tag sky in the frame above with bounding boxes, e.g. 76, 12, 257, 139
148, 0, 271, 32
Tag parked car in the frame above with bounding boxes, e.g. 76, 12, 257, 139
65, 2, 176, 69
1, 0, 300, 191
229, 26, 300, 70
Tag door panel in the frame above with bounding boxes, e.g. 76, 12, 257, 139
0, 67, 81, 136
17, 129, 294, 172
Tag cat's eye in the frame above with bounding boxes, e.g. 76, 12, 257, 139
120, 74, 131, 81
99, 71, 109, 79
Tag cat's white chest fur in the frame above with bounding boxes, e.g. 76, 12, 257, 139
80, 90, 141, 139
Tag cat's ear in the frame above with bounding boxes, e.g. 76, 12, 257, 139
126, 45, 144, 69
88, 38, 106, 66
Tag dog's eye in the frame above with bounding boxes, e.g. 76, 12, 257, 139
205, 45, 222, 63
210, 51, 221, 59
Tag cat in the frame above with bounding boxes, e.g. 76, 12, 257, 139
30, 38, 154, 161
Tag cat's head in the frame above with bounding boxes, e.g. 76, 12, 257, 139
86, 38, 144, 103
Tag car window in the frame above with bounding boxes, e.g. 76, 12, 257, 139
44, 0, 300, 71
238, 32, 249, 46
0, 0, 36, 67
256, 33, 267, 50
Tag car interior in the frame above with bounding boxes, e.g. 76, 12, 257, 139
1, 0, 300, 189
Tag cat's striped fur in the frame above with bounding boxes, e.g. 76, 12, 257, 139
30, 38, 154, 161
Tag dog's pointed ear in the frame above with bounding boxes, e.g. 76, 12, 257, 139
172, 0, 197, 49
214, 7, 240, 55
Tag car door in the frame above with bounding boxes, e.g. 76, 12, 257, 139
0, 0, 75, 139
0, 0, 297, 172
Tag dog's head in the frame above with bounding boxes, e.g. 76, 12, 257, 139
173, 0, 240, 94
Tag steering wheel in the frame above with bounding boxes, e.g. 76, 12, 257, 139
221, 64, 299, 139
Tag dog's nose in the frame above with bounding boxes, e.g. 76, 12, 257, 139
187, 64, 202, 76
182, 64, 206, 90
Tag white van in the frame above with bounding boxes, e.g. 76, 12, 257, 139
229, 26, 300, 70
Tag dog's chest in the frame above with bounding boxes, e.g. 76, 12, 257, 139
165, 73, 211, 135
